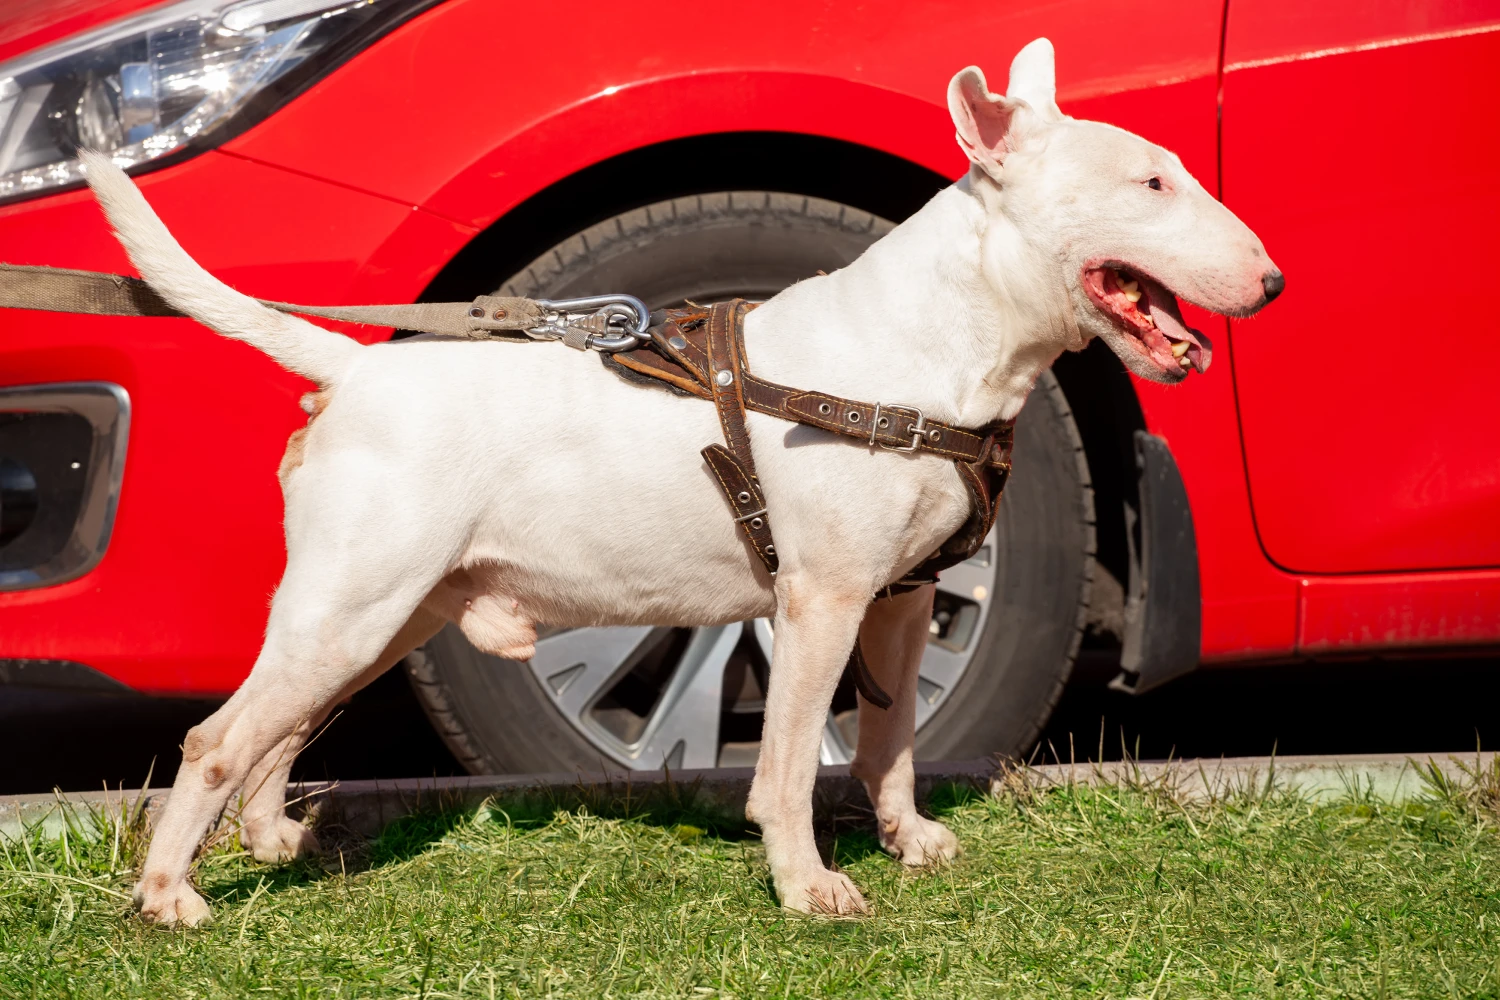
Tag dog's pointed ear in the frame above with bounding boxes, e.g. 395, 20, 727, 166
948, 66, 1028, 181
1006, 37, 1064, 123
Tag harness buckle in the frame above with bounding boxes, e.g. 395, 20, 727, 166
873, 403, 928, 452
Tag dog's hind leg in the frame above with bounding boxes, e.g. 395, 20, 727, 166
848, 585, 960, 866
235, 607, 445, 864
747, 577, 873, 916
132, 505, 454, 926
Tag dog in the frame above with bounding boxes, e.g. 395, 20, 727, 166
81, 37, 1280, 925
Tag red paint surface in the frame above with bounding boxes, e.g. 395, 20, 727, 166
0, 0, 1493, 694
1299, 571, 1500, 653
0, 0, 169, 65
1222, 2, 1500, 574
224, 0, 1224, 227
0, 153, 474, 693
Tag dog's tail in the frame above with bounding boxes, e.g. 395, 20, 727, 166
81, 150, 360, 387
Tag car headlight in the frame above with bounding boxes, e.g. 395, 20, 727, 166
0, 0, 437, 205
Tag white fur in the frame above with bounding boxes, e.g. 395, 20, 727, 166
81, 150, 360, 386
86, 39, 1278, 926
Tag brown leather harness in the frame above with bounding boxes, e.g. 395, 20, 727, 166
607, 300, 1017, 709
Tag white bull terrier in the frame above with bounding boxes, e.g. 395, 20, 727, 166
82, 37, 1280, 925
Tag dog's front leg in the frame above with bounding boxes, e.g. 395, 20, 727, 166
748, 577, 872, 915
849, 585, 960, 866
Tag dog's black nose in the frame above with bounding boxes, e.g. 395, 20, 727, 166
1262, 269, 1285, 303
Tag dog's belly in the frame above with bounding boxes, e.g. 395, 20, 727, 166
452, 544, 776, 632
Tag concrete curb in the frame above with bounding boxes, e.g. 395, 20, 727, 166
2, 752, 1493, 843
1015, 752, 1495, 803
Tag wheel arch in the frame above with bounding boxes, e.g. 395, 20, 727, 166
414, 131, 951, 304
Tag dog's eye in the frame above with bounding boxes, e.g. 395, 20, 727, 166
1147, 177, 1162, 191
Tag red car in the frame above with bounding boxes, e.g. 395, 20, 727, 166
1, 0, 1496, 774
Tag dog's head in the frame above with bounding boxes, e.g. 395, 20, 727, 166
948, 39, 1282, 383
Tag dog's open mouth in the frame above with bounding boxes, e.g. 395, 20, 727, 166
1083, 265, 1212, 377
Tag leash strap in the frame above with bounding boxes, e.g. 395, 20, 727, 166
0, 262, 550, 340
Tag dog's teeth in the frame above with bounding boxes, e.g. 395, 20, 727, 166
1171, 340, 1190, 358
1178, 356, 1193, 369
1123, 288, 1142, 303
1120, 278, 1139, 294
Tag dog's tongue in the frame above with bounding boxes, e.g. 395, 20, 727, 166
1139, 275, 1213, 373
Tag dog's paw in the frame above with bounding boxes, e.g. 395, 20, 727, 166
242, 816, 320, 864
879, 814, 960, 867
133, 876, 211, 927
776, 867, 871, 917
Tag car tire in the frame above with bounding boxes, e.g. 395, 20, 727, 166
404, 191, 1095, 773
912, 368, 1095, 760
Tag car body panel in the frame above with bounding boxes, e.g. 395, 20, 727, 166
222, 0, 1224, 222
0, 151, 474, 693
0, 0, 1493, 696
1299, 569, 1500, 653
0, 0, 167, 65
1223, 1, 1500, 573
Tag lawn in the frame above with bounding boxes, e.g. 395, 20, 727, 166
3, 762, 1499, 998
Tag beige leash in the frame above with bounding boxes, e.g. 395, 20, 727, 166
0, 262, 652, 350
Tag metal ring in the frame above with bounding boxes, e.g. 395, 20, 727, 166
818, 402, 832, 415
750, 517, 764, 530
764, 544, 776, 556
928, 429, 941, 441
877, 417, 889, 428
737, 491, 751, 503
468, 306, 485, 318
847, 411, 861, 423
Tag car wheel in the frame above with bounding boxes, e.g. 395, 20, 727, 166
404, 191, 1096, 772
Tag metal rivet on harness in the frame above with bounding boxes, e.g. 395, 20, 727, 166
765, 544, 776, 556
468, 306, 484, 318
737, 491, 751, 503
877, 417, 889, 428
929, 429, 941, 442
818, 402, 832, 415
668, 335, 687, 350
750, 517, 764, 529
715, 369, 734, 387
847, 411, 861, 423
493, 307, 507, 320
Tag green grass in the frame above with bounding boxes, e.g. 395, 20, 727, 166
3, 762, 1500, 998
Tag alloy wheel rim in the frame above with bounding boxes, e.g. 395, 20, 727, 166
524, 526, 1000, 770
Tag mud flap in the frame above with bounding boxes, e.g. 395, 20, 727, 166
1110, 431, 1201, 695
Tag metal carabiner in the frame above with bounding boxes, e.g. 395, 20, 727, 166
529, 294, 652, 352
